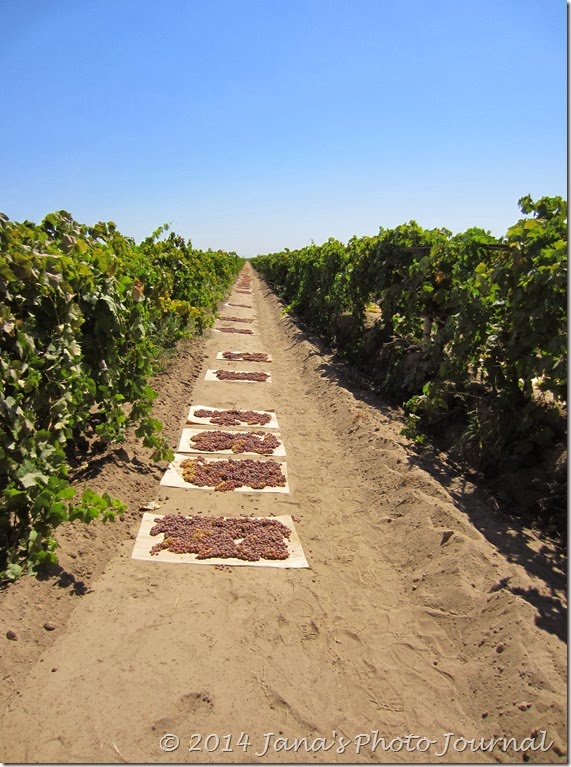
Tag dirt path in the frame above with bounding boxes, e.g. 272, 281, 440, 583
0, 263, 566, 763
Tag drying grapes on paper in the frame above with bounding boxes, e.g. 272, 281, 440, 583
132, 513, 309, 568
217, 351, 271, 362
205, 369, 271, 382
187, 406, 279, 428
160, 455, 289, 493
177, 429, 284, 456
149, 515, 291, 560
214, 327, 254, 334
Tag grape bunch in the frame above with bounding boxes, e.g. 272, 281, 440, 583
217, 327, 253, 334
179, 456, 286, 491
190, 430, 281, 454
213, 370, 269, 382
193, 408, 272, 426
222, 352, 269, 362
219, 316, 254, 323
150, 515, 291, 560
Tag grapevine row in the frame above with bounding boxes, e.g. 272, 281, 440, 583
253, 195, 567, 479
0, 210, 242, 579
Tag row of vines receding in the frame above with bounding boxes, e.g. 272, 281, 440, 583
0, 210, 243, 580
253, 195, 567, 525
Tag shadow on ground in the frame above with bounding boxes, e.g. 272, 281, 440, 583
265, 286, 567, 645
36, 564, 92, 596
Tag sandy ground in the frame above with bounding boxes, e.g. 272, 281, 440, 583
0, 263, 566, 764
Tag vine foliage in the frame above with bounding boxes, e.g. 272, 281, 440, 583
254, 196, 567, 479
0, 211, 242, 580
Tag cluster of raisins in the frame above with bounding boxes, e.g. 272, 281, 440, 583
219, 316, 254, 323
222, 352, 269, 362
213, 370, 269, 382
150, 515, 291, 560
217, 327, 253, 335
193, 408, 272, 426
179, 456, 286, 491
227, 303, 252, 309
190, 430, 280, 454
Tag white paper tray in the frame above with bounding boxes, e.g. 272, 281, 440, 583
186, 405, 280, 430
132, 513, 308, 568
213, 328, 255, 335
215, 351, 272, 362
160, 453, 290, 493
177, 427, 286, 456
204, 369, 271, 383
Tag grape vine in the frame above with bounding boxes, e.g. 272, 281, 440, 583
0, 210, 242, 579
253, 196, 567, 479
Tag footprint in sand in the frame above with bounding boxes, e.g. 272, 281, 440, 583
300, 620, 319, 641
151, 691, 214, 735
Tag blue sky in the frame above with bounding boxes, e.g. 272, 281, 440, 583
0, 0, 566, 256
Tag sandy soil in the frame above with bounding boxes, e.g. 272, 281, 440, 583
0, 263, 566, 764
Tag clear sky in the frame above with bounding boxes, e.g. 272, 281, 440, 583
0, 0, 566, 257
